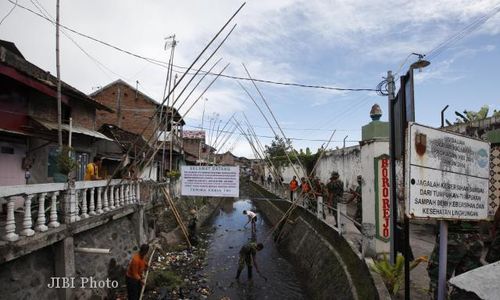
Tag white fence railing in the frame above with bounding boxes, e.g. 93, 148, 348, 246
1, 179, 141, 242
254, 180, 361, 235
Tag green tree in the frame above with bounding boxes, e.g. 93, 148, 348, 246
265, 136, 292, 170
455, 104, 497, 123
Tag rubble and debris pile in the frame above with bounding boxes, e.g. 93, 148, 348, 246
143, 232, 213, 300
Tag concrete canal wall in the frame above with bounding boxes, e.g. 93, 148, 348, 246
250, 183, 379, 300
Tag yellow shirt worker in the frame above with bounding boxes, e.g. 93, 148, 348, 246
85, 156, 102, 180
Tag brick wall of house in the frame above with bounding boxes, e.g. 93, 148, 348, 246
29, 97, 58, 121
70, 100, 96, 130
94, 82, 159, 141
183, 139, 201, 157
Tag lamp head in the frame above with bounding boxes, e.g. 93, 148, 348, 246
410, 53, 431, 70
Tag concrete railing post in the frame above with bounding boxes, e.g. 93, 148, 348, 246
96, 187, 103, 214
103, 188, 109, 212
62, 183, 78, 223
20, 194, 35, 236
35, 193, 48, 232
317, 196, 324, 219
115, 187, 120, 207
74, 190, 80, 222
338, 202, 347, 235
126, 184, 131, 204
3, 196, 19, 241
80, 188, 89, 219
109, 186, 115, 209
88, 187, 96, 216
132, 183, 136, 202
120, 184, 125, 206
48, 192, 60, 228
136, 181, 141, 202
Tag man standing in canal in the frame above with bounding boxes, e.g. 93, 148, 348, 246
243, 210, 258, 233
235, 241, 264, 281
126, 244, 149, 300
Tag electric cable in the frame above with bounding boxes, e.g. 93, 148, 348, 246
0, 0, 17, 27
7, 0, 377, 93
425, 4, 500, 61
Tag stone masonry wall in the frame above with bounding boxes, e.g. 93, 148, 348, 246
0, 246, 57, 300
73, 213, 144, 299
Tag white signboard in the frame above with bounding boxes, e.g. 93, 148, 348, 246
181, 166, 239, 197
406, 123, 490, 220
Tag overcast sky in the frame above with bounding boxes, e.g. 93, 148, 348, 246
1, 0, 500, 158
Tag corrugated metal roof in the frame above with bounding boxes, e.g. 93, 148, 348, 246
33, 118, 113, 141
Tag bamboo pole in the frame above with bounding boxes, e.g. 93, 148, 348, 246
160, 187, 191, 248
139, 246, 157, 300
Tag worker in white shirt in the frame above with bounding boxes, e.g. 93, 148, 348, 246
243, 210, 258, 233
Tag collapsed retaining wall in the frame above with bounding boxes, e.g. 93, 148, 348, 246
250, 182, 379, 300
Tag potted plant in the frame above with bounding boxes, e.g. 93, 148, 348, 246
165, 170, 181, 181
54, 146, 78, 182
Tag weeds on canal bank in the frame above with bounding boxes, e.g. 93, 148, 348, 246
370, 254, 428, 296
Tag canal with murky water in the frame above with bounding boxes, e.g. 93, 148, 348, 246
202, 198, 307, 300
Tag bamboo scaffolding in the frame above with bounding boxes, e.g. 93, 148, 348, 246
160, 187, 192, 248
104, 3, 245, 186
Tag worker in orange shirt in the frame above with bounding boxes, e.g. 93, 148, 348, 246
289, 176, 299, 201
126, 244, 149, 300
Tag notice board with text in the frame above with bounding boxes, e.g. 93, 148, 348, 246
181, 166, 240, 197
406, 123, 490, 220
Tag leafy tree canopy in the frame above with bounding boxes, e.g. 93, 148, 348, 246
264, 136, 323, 175
454, 104, 500, 124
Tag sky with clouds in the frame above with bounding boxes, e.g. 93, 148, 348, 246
1, 0, 499, 158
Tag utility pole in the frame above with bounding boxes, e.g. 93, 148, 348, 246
56, 0, 62, 149
199, 98, 207, 165
387, 70, 397, 265
161, 35, 177, 178
169, 74, 178, 171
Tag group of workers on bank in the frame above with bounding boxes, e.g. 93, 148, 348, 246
287, 172, 363, 225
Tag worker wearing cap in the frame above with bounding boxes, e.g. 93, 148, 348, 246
326, 171, 343, 213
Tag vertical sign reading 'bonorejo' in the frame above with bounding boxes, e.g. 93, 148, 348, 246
375, 156, 391, 241
406, 123, 490, 220
181, 166, 240, 197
